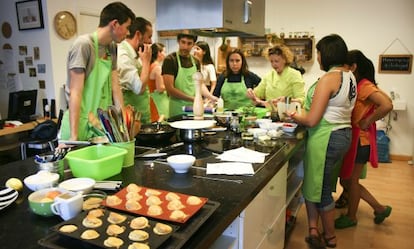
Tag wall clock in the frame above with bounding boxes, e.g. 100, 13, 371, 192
54, 11, 77, 40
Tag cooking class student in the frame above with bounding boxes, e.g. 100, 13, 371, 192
162, 33, 217, 118
148, 42, 169, 122
247, 44, 305, 106
193, 41, 217, 94
213, 49, 261, 110
334, 49, 393, 229
60, 2, 135, 141
117, 17, 153, 124
289, 34, 357, 248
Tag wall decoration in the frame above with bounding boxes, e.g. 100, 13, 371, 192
37, 63, 45, 73
29, 67, 36, 77
18, 61, 24, 73
378, 54, 412, 74
25, 56, 33, 66
19, 45, 27, 55
16, 0, 44, 30
3, 44, 12, 50
39, 80, 45, 89
1, 22, 12, 38
33, 46, 39, 60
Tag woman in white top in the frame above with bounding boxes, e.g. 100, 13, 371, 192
193, 41, 217, 94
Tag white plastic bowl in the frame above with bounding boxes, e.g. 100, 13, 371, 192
58, 177, 96, 194
167, 154, 196, 173
282, 123, 298, 133
24, 171, 60, 191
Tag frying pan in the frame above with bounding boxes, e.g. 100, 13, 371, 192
135, 124, 177, 145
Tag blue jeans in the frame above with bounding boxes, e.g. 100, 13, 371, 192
316, 128, 351, 210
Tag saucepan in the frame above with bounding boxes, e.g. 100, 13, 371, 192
170, 120, 216, 142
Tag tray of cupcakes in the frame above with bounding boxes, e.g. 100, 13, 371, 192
102, 184, 208, 224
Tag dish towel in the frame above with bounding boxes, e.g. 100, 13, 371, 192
206, 162, 254, 175
216, 147, 269, 163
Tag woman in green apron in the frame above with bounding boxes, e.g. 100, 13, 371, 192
213, 49, 261, 110
61, 3, 134, 141
289, 34, 356, 248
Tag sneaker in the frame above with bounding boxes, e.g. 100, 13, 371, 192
335, 215, 357, 229
374, 205, 392, 224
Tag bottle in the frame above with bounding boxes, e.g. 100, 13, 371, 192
230, 112, 240, 133
192, 71, 204, 120
216, 96, 224, 114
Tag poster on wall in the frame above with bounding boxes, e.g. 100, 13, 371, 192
15, 0, 44, 30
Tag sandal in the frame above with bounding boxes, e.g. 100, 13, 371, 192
334, 215, 357, 229
335, 192, 348, 209
322, 233, 337, 248
305, 227, 326, 249
374, 205, 392, 224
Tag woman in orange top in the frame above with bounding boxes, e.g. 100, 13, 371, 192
335, 50, 393, 229
148, 43, 169, 122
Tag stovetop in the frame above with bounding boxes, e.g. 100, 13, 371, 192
135, 131, 287, 174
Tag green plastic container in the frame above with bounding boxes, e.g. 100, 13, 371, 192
65, 145, 127, 180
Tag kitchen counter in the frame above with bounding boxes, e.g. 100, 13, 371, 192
0, 130, 305, 249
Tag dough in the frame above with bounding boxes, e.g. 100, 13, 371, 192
59, 224, 78, 233
128, 230, 149, 241
130, 217, 149, 229
80, 229, 100, 240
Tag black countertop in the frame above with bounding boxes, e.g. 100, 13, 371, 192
0, 130, 305, 249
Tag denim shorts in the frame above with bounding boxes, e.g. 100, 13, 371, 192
355, 142, 370, 164
316, 128, 351, 210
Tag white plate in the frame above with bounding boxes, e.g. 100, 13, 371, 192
170, 120, 216, 130
0, 187, 18, 211
59, 177, 96, 193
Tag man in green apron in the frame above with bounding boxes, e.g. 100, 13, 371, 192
118, 17, 153, 124
162, 33, 217, 118
60, 2, 135, 141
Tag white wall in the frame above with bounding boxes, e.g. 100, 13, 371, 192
0, 0, 412, 157
261, 0, 414, 157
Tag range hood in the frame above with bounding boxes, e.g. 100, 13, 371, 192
156, 0, 265, 37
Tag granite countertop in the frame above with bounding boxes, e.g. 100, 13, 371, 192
0, 130, 305, 249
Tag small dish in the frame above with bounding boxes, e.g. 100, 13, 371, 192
59, 178, 96, 194
247, 128, 267, 138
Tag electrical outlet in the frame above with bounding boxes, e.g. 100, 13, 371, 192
390, 91, 395, 100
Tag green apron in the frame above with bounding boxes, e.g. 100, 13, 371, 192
302, 81, 341, 202
220, 76, 251, 110
61, 32, 112, 141
169, 53, 197, 118
150, 91, 169, 118
121, 42, 151, 124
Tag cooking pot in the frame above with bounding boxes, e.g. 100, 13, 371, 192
135, 124, 176, 145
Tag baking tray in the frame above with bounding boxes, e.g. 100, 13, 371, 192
102, 186, 208, 223
50, 209, 179, 249
39, 200, 220, 249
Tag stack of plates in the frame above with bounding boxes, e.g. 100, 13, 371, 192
0, 187, 18, 211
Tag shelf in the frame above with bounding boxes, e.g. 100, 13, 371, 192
239, 36, 314, 62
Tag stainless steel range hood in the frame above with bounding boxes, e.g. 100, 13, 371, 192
156, 0, 265, 37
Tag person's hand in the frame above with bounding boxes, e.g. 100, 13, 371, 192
246, 88, 255, 99
358, 118, 370, 130
138, 44, 152, 65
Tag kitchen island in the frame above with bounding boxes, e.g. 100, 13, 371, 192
0, 130, 305, 249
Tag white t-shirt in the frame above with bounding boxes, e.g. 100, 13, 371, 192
200, 64, 217, 86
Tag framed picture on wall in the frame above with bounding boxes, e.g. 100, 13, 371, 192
15, 0, 44, 30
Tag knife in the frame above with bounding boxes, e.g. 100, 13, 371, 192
158, 142, 184, 153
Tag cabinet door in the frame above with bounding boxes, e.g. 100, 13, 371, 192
257, 209, 286, 249
242, 163, 287, 249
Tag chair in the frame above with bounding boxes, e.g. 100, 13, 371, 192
20, 110, 64, 160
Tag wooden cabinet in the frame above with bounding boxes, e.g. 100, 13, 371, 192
284, 38, 314, 62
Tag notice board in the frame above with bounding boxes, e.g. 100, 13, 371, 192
378, 54, 412, 74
